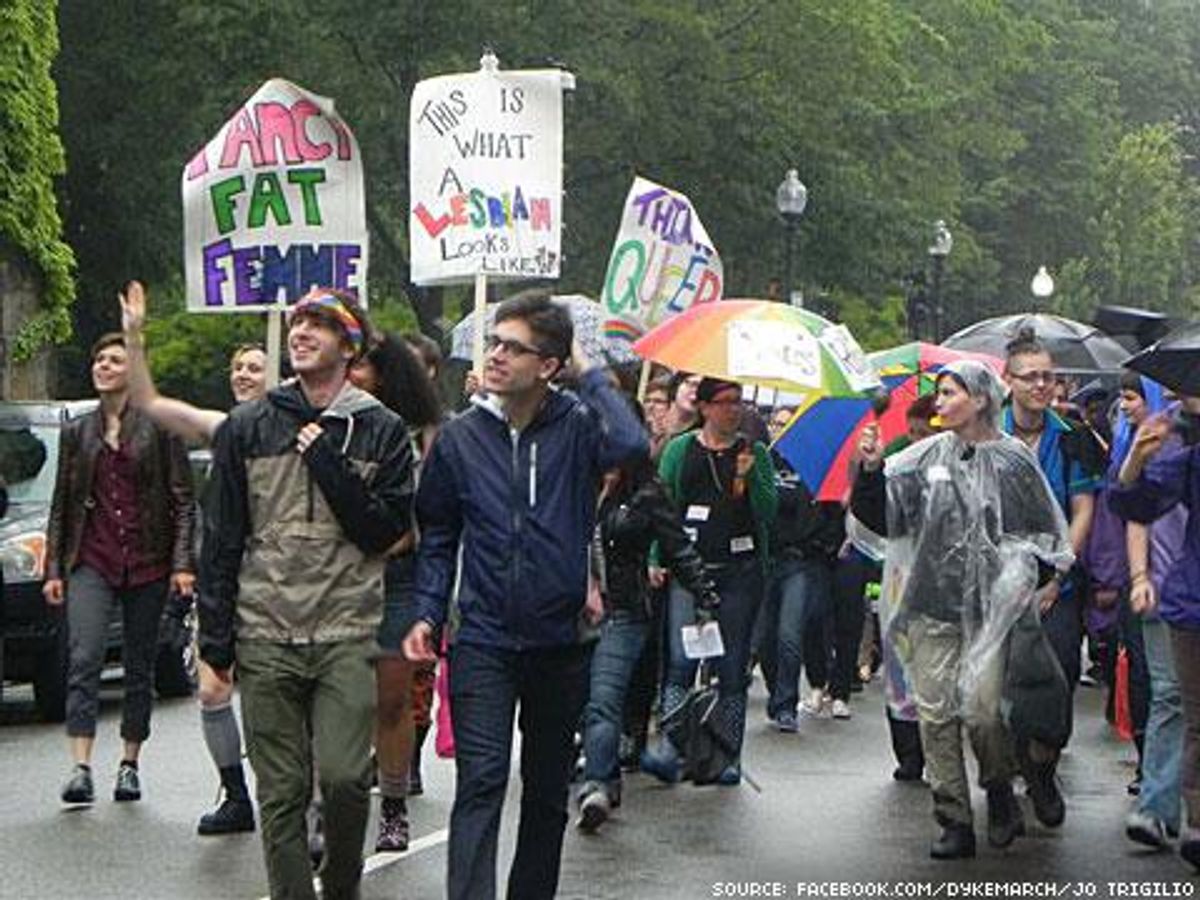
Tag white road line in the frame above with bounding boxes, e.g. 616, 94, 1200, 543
254, 827, 449, 900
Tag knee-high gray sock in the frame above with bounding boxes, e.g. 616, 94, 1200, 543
201, 702, 243, 770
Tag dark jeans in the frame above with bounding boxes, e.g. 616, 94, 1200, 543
1168, 627, 1200, 831
65, 565, 167, 741
662, 560, 763, 755
761, 557, 830, 718
830, 552, 870, 702
447, 642, 590, 900
1039, 581, 1083, 748
583, 612, 649, 789
622, 588, 665, 750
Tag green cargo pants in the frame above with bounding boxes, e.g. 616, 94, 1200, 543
238, 639, 376, 900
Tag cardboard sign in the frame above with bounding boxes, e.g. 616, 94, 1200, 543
183, 79, 368, 311
409, 64, 571, 285
601, 176, 723, 349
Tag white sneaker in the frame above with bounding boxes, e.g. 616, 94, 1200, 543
800, 688, 830, 719
831, 699, 852, 719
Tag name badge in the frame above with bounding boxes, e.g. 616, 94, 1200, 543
681, 621, 725, 660
730, 535, 755, 554
686, 504, 711, 522
928, 464, 951, 483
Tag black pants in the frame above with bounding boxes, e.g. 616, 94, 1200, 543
447, 642, 590, 900
829, 553, 870, 702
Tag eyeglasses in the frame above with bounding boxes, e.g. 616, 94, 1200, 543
484, 334, 546, 358
1009, 370, 1055, 386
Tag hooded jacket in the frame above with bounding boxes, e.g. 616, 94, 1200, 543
414, 369, 648, 650
198, 380, 414, 668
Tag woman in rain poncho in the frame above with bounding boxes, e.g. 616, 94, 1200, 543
850, 360, 1073, 860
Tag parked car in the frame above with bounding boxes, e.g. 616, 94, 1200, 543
0, 401, 197, 721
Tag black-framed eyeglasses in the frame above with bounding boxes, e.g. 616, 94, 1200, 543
1009, 369, 1055, 386
484, 334, 546, 358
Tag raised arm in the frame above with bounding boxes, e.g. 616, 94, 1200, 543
121, 281, 225, 445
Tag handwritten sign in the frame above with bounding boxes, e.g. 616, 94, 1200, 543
601, 177, 723, 349
182, 79, 367, 312
728, 321, 823, 389
409, 63, 571, 285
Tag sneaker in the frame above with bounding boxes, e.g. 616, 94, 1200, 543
985, 783, 1026, 848
775, 711, 799, 734
1025, 762, 1065, 828
113, 763, 141, 802
576, 788, 610, 833
375, 797, 410, 852
1125, 810, 1168, 850
198, 796, 256, 835
639, 740, 681, 784
831, 699, 852, 720
715, 763, 742, 786
930, 822, 976, 860
1181, 828, 1200, 871
800, 688, 830, 719
61, 765, 94, 805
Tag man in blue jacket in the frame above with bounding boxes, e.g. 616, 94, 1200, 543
404, 291, 647, 900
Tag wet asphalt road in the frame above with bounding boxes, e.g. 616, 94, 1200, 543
1, 674, 1195, 899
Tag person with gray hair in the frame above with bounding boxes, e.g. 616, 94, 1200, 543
851, 360, 1073, 860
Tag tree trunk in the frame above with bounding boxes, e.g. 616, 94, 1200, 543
0, 243, 54, 400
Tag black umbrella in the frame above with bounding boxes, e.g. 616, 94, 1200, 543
1125, 322, 1200, 397
1093, 305, 1177, 350
942, 313, 1129, 372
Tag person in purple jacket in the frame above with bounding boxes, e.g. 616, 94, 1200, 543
1111, 391, 1200, 872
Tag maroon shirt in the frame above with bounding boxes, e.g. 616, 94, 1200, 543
77, 439, 170, 589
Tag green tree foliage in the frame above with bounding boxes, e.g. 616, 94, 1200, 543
0, 0, 76, 360
43, 0, 1200, 397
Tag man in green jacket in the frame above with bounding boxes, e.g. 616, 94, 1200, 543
641, 377, 777, 786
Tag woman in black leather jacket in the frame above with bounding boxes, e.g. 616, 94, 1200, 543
577, 454, 719, 833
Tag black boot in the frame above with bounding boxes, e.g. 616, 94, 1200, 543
930, 822, 976, 860
198, 765, 256, 835
986, 782, 1026, 848
1020, 741, 1066, 828
409, 724, 428, 796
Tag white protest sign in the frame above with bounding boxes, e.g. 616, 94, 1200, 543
727, 320, 823, 389
821, 323, 877, 392
601, 176, 723, 350
182, 79, 367, 311
409, 57, 571, 285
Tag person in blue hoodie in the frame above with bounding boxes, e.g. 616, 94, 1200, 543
403, 290, 647, 900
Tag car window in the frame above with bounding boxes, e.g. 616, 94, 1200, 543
0, 424, 57, 505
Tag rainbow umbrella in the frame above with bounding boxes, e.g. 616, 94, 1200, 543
773, 342, 1003, 501
632, 299, 879, 397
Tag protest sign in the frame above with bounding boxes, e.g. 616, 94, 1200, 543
409, 57, 571, 285
601, 177, 723, 353
183, 79, 367, 311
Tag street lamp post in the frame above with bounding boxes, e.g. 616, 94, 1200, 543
776, 169, 808, 305
1031, 265, 1055, 305
927, 219, 953, 342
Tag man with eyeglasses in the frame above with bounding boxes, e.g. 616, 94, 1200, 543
1002, 327, 1102, 832
403, 290, 646, 900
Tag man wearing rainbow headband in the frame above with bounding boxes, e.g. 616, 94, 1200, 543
199, 289, 415, 900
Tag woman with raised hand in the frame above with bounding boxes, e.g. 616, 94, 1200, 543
851, 360, 1072, 860
120, 281, 262, 835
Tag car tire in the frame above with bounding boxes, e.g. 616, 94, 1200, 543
33, 619, 68, 723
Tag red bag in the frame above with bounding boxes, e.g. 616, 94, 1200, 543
1114, 646, 1133, 742
434, 636, 456, 759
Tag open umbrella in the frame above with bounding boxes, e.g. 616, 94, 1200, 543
942, 313, 1128, 372
632, 299, 879, 396
772, 343, 1003, 501
1125, 322, 1200, 397
449, 294, 639, 366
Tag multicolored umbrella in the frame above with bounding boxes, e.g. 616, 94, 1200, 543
772, 342, 1003, 501
632, 299, 879, 396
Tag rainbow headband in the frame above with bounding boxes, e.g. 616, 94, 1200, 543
288, 294, 365, 354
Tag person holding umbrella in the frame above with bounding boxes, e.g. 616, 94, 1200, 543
852, 360, 1072, 859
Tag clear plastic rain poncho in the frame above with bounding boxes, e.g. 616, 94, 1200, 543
877, 361, 1074, 727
